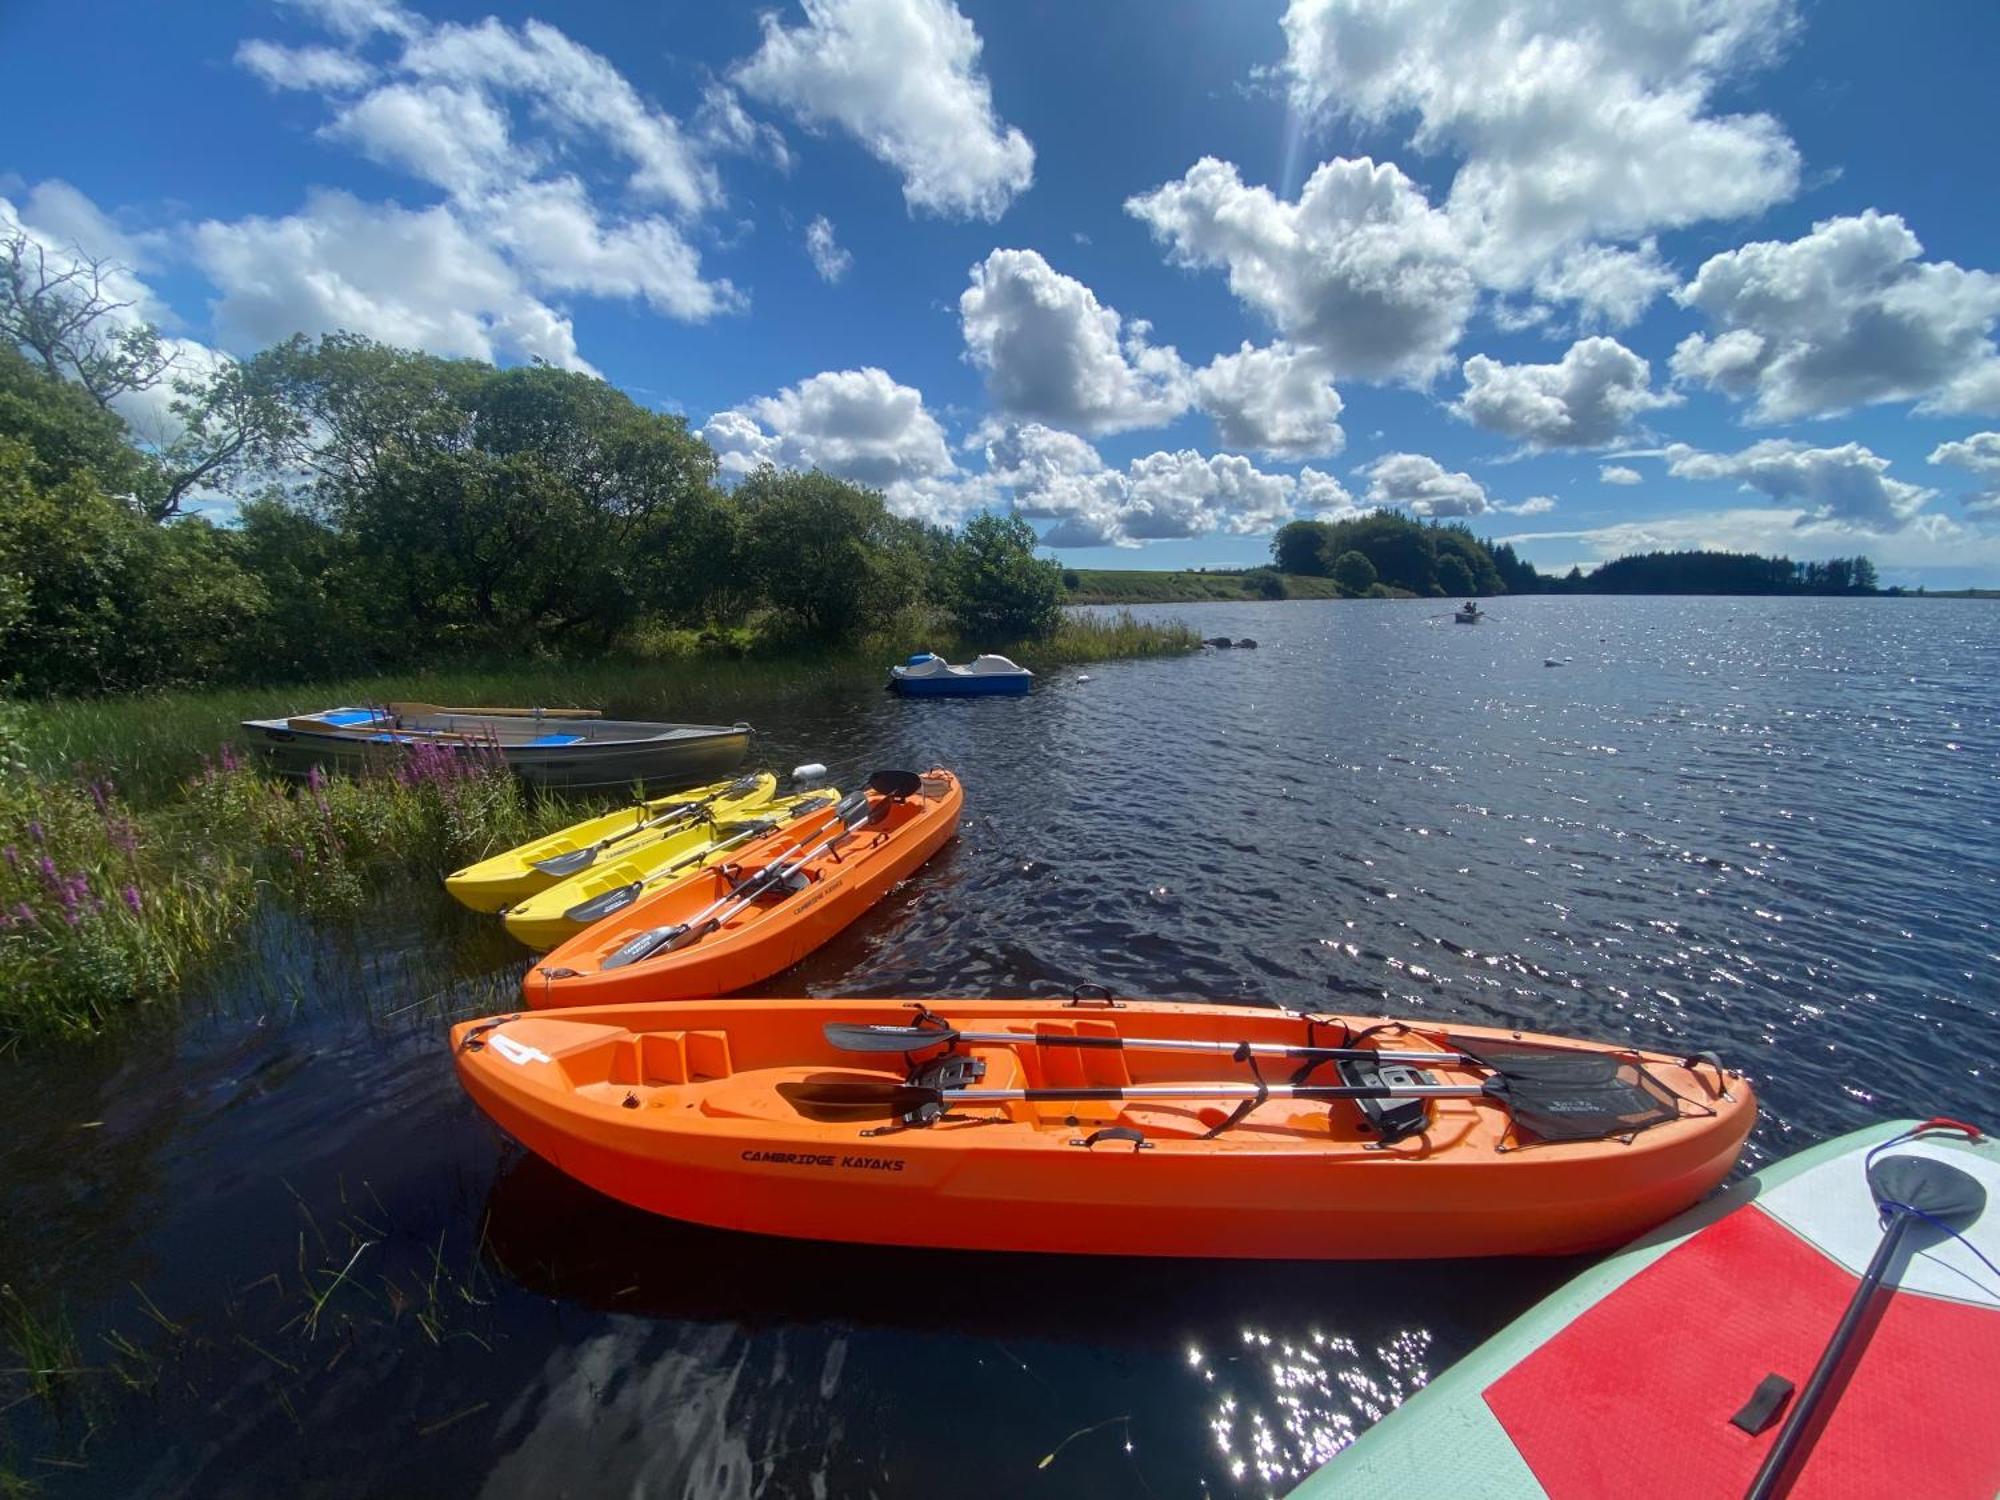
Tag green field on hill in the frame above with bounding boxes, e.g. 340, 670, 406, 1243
1064, 569, 1348, 604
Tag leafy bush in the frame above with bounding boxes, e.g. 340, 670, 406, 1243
1241, 567, 1287, 599
1331, 550, 1376, 595
948, 512, 1064, 641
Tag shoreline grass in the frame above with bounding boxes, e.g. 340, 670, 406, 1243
12, 610, 1197, 801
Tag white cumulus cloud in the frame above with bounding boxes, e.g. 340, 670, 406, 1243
1663, 439, 1934, 530
700, 367, 987, 524
1127, 155, 1473, 383
1673, 211, 2000, 420
733, 0, 1034, 221
1928, 431, 2000, 522
1454, 336, 1677, 447
805, 216, 852, 283
1600, 464, 1643, 485
236, 39, 374, 91
1194, 341, 1344, 459
1279, 0, 1800, 288
960, 248, 1191, 434
1360, 452, 1488, 517
192, 189, 590, 371
988, 425, 1308, 547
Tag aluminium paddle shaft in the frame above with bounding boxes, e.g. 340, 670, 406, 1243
564, 796, 838, 923
797, 1081, 1494, 1112
601, 792, 869, 966
822, 1021, 1464, 1067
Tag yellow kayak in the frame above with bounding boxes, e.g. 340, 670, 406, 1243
501, 786, 842, 951
444, 774, 776, 914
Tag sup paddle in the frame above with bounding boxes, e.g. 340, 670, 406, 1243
561, 793, 840, 925
1743, 1121, 1987, 1500
531, 775, 766, 878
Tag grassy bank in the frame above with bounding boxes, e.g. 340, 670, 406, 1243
1065, 570, 1347, 605
14, 610, 1198, 802
0, 609, 1194, 1043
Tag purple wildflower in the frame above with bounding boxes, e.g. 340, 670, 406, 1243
12, 901, 36, 927
87, 780, 109, 814
107, 817, 138, 855
2, 845, 17, 870
307, 764, 325, 792
27, 819, 45, 846
219, 741, 240, 772
37, 855, 58, 888
122, 884, 142, 913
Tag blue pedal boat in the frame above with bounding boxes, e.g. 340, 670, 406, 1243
888, 653, 1034, 697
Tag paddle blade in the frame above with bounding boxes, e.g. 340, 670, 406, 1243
1868, 1155, 1987, 1225
1447, 1035, 1683, 1144
602, 925, 684, 969
564, 882, 640, 924
868, 769, 923, 800
530, 847, 600, 878
777, 1078, 936, 1118
715, 774, 764, 802
823, 1021, 961, 1053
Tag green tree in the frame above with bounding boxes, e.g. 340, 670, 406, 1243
1437, 553, 1475, 596
948, 512, 1065, 640
1272, 519, 1333, 575
0, 344, 146, 494
0, 438, 268, 694
734, 468, 928, 640
1330, 549, 1377, 595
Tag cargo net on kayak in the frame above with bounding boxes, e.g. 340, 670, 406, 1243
1443, 1035, 1692, 1145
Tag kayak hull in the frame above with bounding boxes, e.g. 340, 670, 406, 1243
451, 998, 1755, 1260
526, 770, 963, 1005
1291, 1117, 2000, 1497
444, 776, 775, 914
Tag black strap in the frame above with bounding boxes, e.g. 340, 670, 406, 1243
1067, 984, 1119, 1007
458, 1015, 519, 1051
1070, 1127, 1152, 1151
1202, 1044, 1270, 1138
1730, 1374, 1795, 1435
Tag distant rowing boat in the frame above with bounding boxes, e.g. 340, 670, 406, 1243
240, 704, 751, 792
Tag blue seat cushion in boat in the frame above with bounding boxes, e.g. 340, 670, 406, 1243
525, 733, 584, 746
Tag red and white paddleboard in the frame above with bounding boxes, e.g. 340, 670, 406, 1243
1294, 1118, 2000, 1499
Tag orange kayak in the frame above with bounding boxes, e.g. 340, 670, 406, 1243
450, 996, 1756, 1259
525, 769, 964, 1007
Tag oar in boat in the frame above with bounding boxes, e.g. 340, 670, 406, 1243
562, 793, 841, 925
822, 1019, 1473, 1068
600, 772, 920, 968
388, 702, 602, 719
1743, 1121, 1988, 1500
530, 774, 766, 878
780, 1043, 1688, 1137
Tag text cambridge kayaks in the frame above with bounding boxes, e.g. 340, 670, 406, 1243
525, 769, 964, 1005
1293, 1116, 1998, 1499
451, 997, 1754, 1259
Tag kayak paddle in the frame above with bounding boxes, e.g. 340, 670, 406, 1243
561, 794, 839, 925
531, 774, 764, 878
822, 1019, 1469, 1068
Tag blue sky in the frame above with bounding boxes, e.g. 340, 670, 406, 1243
6, 0, 2000, 585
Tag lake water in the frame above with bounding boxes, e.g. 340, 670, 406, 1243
4, 596, 1996, 1496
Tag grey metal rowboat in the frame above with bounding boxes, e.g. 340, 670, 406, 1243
239, 705, 752, 793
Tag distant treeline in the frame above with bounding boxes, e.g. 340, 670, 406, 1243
1270, 515, 1881, 599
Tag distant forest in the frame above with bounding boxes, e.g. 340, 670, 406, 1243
1269, 515, 1881, 598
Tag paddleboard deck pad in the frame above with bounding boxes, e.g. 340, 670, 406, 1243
1293, 1118, 2000, 1499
